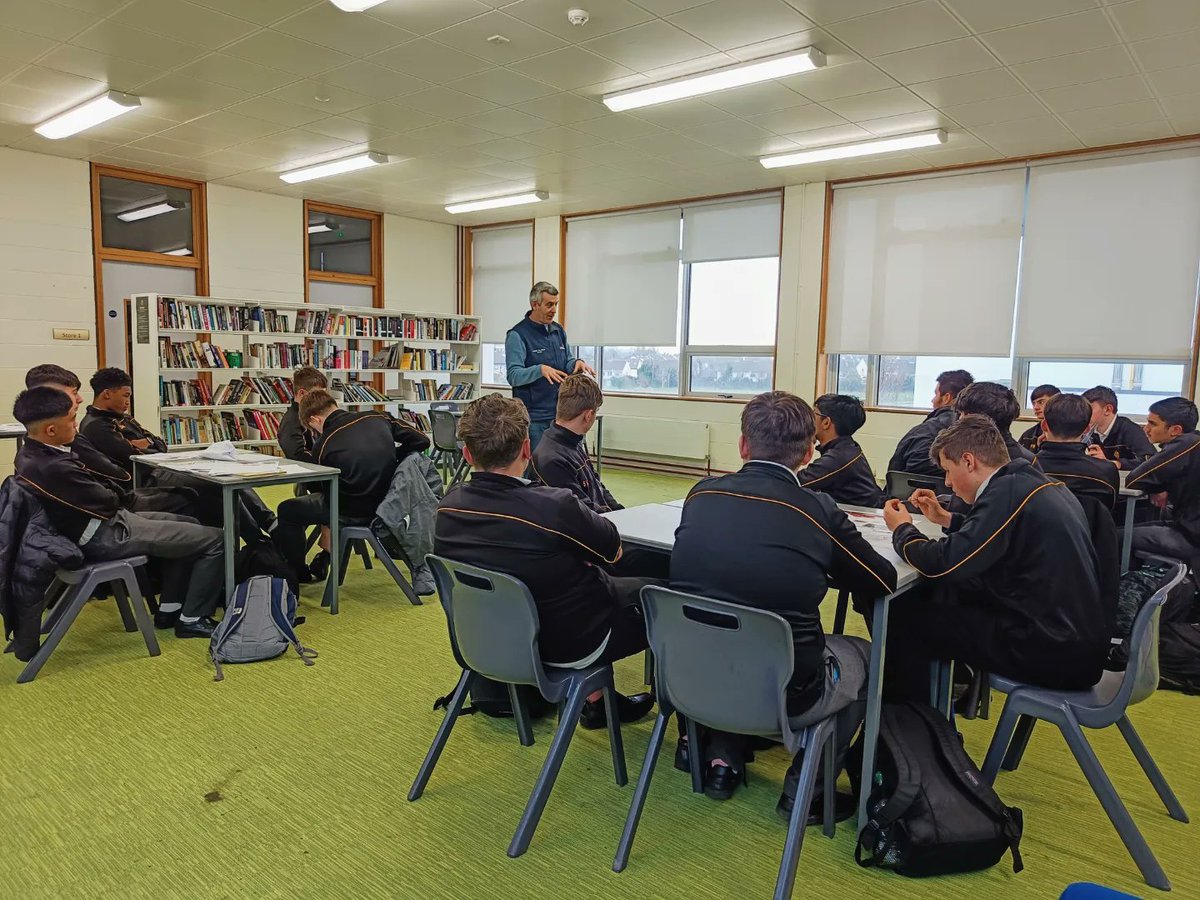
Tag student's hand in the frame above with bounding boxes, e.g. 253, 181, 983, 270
908, 489, 952, 527
573, 360, 597, 378
883, 499, 912, 531
1085, 444, 1106, 460
130, 438, 151, 450
1151, 491, 1169, 510
541, 365, 568, 384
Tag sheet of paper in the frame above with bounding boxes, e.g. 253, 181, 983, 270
139, 449, 207, 461
206, 461, 281, 477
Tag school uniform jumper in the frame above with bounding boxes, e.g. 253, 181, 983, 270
888, 406, 955, 478
1126, 431, 1200, 572
1034, 441, 1121, 512
531, 423, 621, 512
1095, 415, 1155, 471
278, 401, 314, 463
799, 435, 885, 508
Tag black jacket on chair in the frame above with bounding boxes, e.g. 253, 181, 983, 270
1096, 416, 1155, 471
313, 409, 430, 520
888, 406, 954, 479
531, 423, 621, 513
671, 461, 897, 712
1034, 441, 1121, 512
1127, 431, 1200, 544
78, 405, 168, 473
799, 436, 885, 508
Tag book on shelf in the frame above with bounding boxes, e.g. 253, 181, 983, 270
398, 410, 431, 433
160, 409, 282, 447
157, 298, 289, 333
332, 379, 390, 404
397, 347, 463, 372
159, 337, 232, 369
407, 380, 475, 402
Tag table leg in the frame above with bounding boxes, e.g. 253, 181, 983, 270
1121, 495, 1138, 574
221, 486, 237, 605
595, 416, 604, 480
323, 476, 341, 615
132, 459, 141, 489
858, 593, 891, 829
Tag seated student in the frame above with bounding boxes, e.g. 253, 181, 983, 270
671, 391, 897, 813
434, 393, 656, 730
1083, 386, 1155, 471
1033, 393, 1120, 512
1018, 384, 1060, 454
279, 366, 327, 463
799, 393, 884, 508
531, 373, 621, 512
274, 389, 432, 588
955, 381, 1032, 462
13, 387, 225, 638
1126, 397, 1200, 573
882, 415, 1107, 702
888, 369, 973, 478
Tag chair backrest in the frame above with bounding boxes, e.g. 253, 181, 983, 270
426, 555, 552, 696
1116, 558, 1186, 708
429, 409, 459, 453
641, 585, 798, 744
885, 470, 941, 500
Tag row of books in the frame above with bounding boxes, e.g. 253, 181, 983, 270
158, 299, 290, 333
397, 410, 431, 432
409, 381, 475, 402
160, 410, 282, 446
332, 380, 390, 403
160, 338, 233, 369
160, 376, 296, 408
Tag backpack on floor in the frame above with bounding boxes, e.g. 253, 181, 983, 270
1158, 622, 1200, 695
434, 675, 555, 720
210, 576, 316, 682
235, 540, 299, 597
1109, 562, 1200, 692
851, 702, 1024, 877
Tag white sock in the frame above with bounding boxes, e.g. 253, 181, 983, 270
159, 602, 182, 614
179, 615, 199, 623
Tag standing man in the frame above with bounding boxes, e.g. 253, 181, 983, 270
505, 281, 595, 453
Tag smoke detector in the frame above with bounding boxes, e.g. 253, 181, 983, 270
567, 8, 589, 26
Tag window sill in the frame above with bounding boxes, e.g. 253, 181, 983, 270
607, 391, 749, 404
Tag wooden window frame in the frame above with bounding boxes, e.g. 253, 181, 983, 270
304, 200, 383, 308
91, 163, 209, 367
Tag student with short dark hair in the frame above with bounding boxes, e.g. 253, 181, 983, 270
1034, 393, 1120, 511
955, 381, 1032, 462
883, 414, 1107, 701
671, 391, 896, 813
1082, 386, 1155, 470
799, 393, 884, 507
1126, 397, 1200, 573
434, 393, 656, 730
13, 387, 225, 638
279, 366, 328, 463
531, 374, 621, 512
888, 369, 973, 478
1018, 384, 1060, 453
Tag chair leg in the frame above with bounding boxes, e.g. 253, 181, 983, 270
507, 680, 589, 858
354, 539, 373, 570
112, 579, 137, 633
509, 683, 535, 747
408, 669, 474, 801
305, 526, 321, 551
613, 710, 669, 872
831, 589, 849, 635
822, 722, 837, 839
1116, 715, 1189, 823
1058, 716, 1171, 891
980, 696, 1024, 785
122, 571, 160, 657
775, 724, 825, 900
602, 682, 628, 787
642, 649, 653, 687
366, 535, 421, 606
17, 583, 89, 684
40, 582, 73, 635
685, 716, 704, 794
979, 682, 992, 720
1002, 716, 1037, 772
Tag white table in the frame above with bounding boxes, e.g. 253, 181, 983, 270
604, 500, 940, 827
1118, 471, 1145, 573
0, 423, 26, 454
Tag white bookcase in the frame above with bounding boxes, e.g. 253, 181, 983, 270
129, 293, 480, 450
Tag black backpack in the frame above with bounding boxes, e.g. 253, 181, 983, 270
1110, 561, 1200, 693
434, 676, 555, 720
851, 702, 1024, 877
235, 540, 299, 598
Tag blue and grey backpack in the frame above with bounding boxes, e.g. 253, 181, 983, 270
209, 575, 317, 681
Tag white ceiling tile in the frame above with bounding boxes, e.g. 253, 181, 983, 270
466, 136, 545, 159
70, 21, 211, 69
301, 116, 398, 143
49, 0, 130, 13
430, 12, 568, 65
437, 147, 517, 168
469, 158, 538, 180
167, 110, 288, 139
827, 1, 967, 57
369, 39, 495, 81
1157, 91, 1200, 121
13, 134, 120, 158
782, 0, 922, 25
855, 108, 951, 136
511, 47, 637, 91
522, 125, 598, 151
447, 69, 559, 104
910, 146, 996, 166
778, 60, 898, 101
396, 87, 497, 118
227, 96, 333, 127
630, 98, 735, 130
627, 0, 710, 18
222, 31, 353, 77
940, 0, 1100, 34
703, 82, 810, 116
910, 68, 1027, 107
197, 145, 279, 168
981, 10, 1121, 66
134, 72, 254, 114
147, 125, 244, 153
823, 86, 929, 120
723, 28, 855, 66
363, 0, 492, 35
969, 116, 1082, 154
581, 20, 717, 71
1, 1, 103, 42
458, 108, 551, 137
504, 0, 654, 41
512, 93, 608, 125
569, 113, 667, 140
746, 103, 847, 133
873, 37, 999, 83
680, 118, 798, 155
942, 92, 1048, 126
668, 0, 814, 52
0, 29, 58, 66
342, 101, 441, 131
387, 121, 501, 152
6, 65, 108, 100
263, 80, 377, 115
172, 53, 298, 94
271, 3, 415, 56
1072, 119, 1176, 146
1010, 46, 1136, 90
188, 0, 320, 27
1059, 99, 1164, 130
319, 62, 428, 101
231, 129, 356, 159
1108, 0, 1200, 42
1146, 63, 1200, 98
566, 141, 651, 165
1128, 30, 1200, 72
776, 122, 872, 145
36, 44, 163, 91
109, 0, 259, 49
1038, 74, 1153, 113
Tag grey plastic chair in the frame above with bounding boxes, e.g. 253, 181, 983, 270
613, 586, 838, 900
408, 555, 629, 858
321, 524, 421, 610
17, 556, 158, 683
980, 560, 1190, 892
429, 409, 469, 487
884, 470, 941, 501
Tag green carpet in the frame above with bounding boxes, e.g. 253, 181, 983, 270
1, 470, 1196, 899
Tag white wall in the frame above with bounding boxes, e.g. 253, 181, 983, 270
207, 185, 304, 303
383, 214, 457, 314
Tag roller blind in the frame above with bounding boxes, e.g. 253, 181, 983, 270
1015, 148, 1200, 360
682, 194, 781, 263
566, 207, 681, 345
825, 168, 1026, 356
472, 224, 532, 343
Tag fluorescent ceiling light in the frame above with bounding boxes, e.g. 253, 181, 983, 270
308, 220, 337, 234
329, 0, 389, 11
603, 48, 825, 112
280, 151, 388, 184
117, 200, 184, 222
760, 129, 947, 168
35, 90, 140, 139
445, 191, 549, 215
164, 248, 192, 256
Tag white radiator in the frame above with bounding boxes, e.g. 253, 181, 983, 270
598, 415, 710, 463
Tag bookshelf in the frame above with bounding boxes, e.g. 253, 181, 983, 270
130, 293, 481, 450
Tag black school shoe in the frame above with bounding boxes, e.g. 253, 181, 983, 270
153, 608, 181, 630
580, 692, 655, 729
308, 550, 330, 581
704, 764, 748, 801
175, 617, 219, 639
775, 790, 856, 826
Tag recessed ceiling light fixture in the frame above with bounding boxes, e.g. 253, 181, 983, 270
445, 191, 549, 215
329, 0, 389, 11
117, 199, 185, 222
280, 151, 389, 184
35, 90, 140, 139
164, 247, 192, 256
603, 48, 825, 112
759, 129, 947, 168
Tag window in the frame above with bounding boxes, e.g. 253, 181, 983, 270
305, 200, 381, 307
471, 223, 534, 388
877, 356, 1013, 409
1027, 361, 1187, 416
601, 346, 680, 394
482, 342, 507, 387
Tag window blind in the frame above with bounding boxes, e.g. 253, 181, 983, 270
1015, 148, 1200, 360
682, 194, 781, 263
471, 224, 532, 344
824, 168, 1026, 357
566, 207, 681, 346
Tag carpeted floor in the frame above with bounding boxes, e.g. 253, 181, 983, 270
1, 469, 1195, 899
